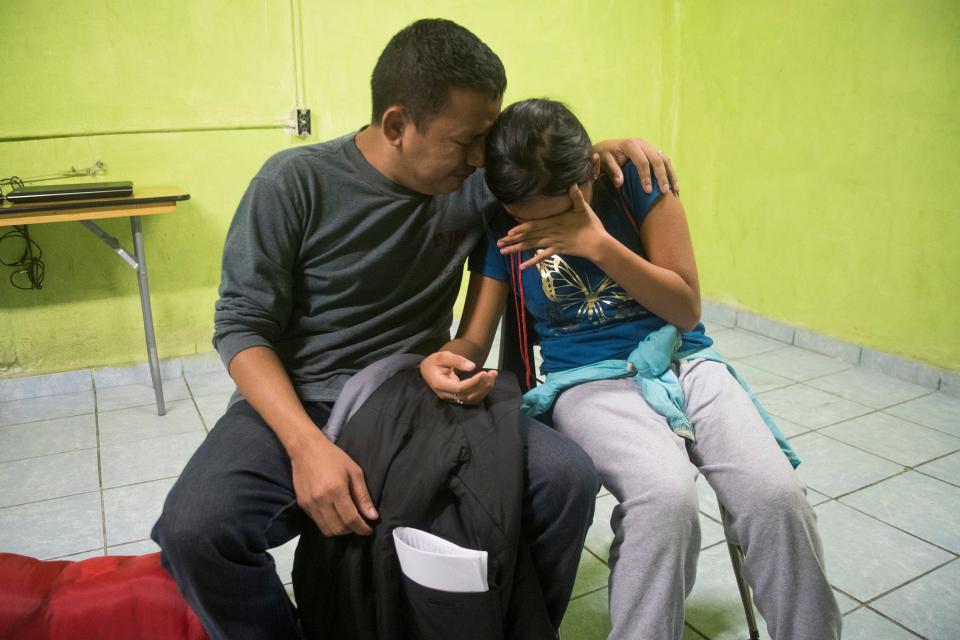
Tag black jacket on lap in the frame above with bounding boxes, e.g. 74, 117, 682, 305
292, 367, 554, 640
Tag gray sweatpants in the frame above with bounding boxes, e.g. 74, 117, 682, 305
552, 359, 841, 640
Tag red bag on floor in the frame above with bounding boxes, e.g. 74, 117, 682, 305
0, 552, 209, 640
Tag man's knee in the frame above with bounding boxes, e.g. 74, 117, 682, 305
152, 478, 248, 564
559, 439, 601, 509
522, 416, 600, 520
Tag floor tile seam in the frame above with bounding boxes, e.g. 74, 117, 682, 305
0, 409, 96, 429
776, 362, 855, 385
811, 427, 958, 468
864, 406, 960, 440
183, 376, 235, 394
755, 381, 872, 418
776, 405, 877, 435
96, 396, 194, 417
834, 496, 960, 557
92, 373, 187, 391
804, 404, 911, 432
582, 546, 609, 567
914, 467, 960, 489
831, 585, 864, 608
804, 387, 933, 412
869, 392, 960, 436
819, 405, 960, 444
827, 468, 912, 501
870, 389, 940, 415
0, 415, 93, 432
755, 361, 936, 411
0, 371, 95, 400
106, 536, 154, 549
95, 386, 108, 560
569, 583, 607, 602
783, 427, 814, 440
107, 531, 155, 549
727, 322, 943, 392
699, 539, 727, 552
0, 487, 101, 510
51, 546, 106, 561
738, 343, 793, 359
764, 375, 885, 413
856, 604, 928, 639
98, 425, 208, 450
97, 399, 191, 414
683, 619, 718, 640
0, 444, 100, 465
101, 472, 182, 493
698, 509, 722, 526
682, 622, 709, 639
831, 452, 960, 490
184, 377, 213, 433
858, 557, 957, 612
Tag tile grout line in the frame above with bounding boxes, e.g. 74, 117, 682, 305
184, 375, 212, 434
94, 386, 107, 556
855, 604, 928, 639
0, 408, 95, 430
913, 466, 960, 490
810, 425, 960, 469
857, 557, 957, 608
850, 559, 957, 639
0, 440, 99, 465
826, 492, 960, 559
1, 474, 184, 510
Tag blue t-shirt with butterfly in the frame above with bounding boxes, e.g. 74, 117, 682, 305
469, 161, 712, 374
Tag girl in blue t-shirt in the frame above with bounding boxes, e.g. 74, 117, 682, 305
420, 99, 839, 640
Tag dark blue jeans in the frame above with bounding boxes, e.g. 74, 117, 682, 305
152, 399, 599, 640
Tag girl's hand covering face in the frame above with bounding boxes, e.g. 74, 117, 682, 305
498, 184, 613, 270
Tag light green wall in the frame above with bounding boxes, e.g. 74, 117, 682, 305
1, 1, 956, 378
669, 0, 960, 370
0, 0, 664, 377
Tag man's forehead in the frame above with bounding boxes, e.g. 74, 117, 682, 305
436, 90, 502, 133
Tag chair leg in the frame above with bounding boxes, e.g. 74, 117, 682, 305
718, 501, 761, 640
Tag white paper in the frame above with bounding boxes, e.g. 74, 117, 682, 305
392, 527, 489, 593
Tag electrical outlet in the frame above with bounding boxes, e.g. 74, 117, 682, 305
296, 109, 311, 136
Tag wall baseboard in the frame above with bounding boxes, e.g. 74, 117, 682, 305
701, 300, 956, 396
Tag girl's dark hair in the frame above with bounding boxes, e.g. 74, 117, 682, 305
484, 99, 593, 204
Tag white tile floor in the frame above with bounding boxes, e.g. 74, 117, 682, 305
1, 320, 958, 639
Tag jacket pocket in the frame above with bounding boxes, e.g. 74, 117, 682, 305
401, 574, 504, 640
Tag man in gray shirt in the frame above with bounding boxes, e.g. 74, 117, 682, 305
153, 19, 676, 640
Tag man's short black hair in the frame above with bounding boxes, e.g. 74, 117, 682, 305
485, 99, 594, 204
371, 19, 507, 129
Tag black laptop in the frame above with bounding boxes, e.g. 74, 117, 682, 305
6, 181, 134, 204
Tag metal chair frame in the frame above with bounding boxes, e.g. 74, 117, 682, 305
498, 301, 760, 640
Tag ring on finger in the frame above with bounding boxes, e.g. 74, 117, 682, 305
454, 394, 464, 405
657, 149, 664, 155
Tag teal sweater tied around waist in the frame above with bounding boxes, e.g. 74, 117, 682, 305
520, 324, 800, 469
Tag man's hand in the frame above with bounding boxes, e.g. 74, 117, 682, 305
593, 138, 679, 196
289, 428, 379, 536
498, 184, 613, 270
420, 351, 498, 405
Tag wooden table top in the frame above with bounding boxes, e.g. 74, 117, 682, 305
0, 187, 190, 226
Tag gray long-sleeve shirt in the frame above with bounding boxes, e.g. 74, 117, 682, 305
214, 131, 497, 402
